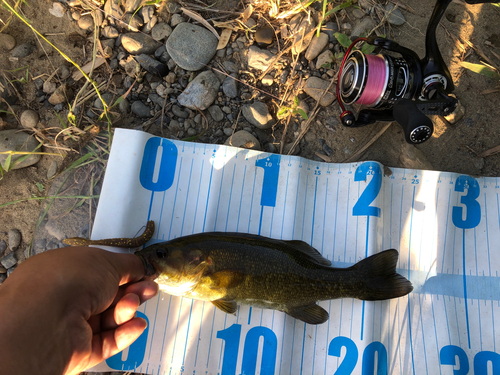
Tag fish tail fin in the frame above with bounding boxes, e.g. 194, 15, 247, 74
353, 249, 413, 300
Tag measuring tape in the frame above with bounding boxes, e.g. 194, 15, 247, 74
90, 129, 500, 374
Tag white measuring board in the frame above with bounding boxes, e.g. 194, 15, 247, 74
90, 128, 500, 375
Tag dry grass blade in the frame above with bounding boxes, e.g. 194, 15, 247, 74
181, 7, 220, 39
478, 145, 500, 158
72, 57, 106, 81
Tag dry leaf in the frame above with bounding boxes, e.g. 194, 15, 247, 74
72, 57, 106, 81
217, 29, 232, 50
181, 7, 219, 39
242, 4, 253, 22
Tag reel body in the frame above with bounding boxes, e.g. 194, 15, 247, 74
336, 0, 473, 144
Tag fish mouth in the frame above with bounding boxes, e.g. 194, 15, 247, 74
136, 254, 159, 280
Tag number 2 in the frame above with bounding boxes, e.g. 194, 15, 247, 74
353, 162, 382, 217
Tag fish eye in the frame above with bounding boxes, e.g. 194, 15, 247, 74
156, 248, 169, 259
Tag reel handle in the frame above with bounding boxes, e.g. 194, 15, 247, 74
393, 99, 434, 144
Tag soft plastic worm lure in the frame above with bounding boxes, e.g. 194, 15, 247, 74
63, 221, 155, 247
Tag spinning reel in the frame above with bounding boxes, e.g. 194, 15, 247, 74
336, 0, 496, 144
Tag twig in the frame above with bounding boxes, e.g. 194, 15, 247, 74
478, 145, 500, 158
342, 123, 392, 162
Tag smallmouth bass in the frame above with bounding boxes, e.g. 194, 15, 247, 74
136, 232, 413, 325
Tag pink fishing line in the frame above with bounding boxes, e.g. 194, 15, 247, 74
357, 55, 387, 106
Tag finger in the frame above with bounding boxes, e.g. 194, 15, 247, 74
110, 280, 159, 307
101, 251, 146, 286
89, 317, 148, 366
101, 293, 140, 331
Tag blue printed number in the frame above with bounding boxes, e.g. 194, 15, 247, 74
452, 175, 481, 229
328, 336, 359, 374
217, 324, 277, 375
353, 162, 382, 217
140, 137, 178, 191
106, 311, 149, 370
440, 345, 469, 375
474, 351, 500, 374
255, 155, 281, 207
362, 342, 387, 375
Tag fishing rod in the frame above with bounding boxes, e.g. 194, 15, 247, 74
336, 0, 497, 144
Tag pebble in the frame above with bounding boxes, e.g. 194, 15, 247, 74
151, 22, 172, 41
104, 0, 124, 19
102, 26, 119, 38
59, 65, 70, 80
7, 266, 17, 277
316, 50, 334, 70
131, 100, 151, 117
242, 101, 274, 129
123, 0, 141, 13
385, 4, 406, 25
208, 105, 224, 122
247, 46, 276, 71
47, 160, 58, 179
119, 98, 130, 113
225, 130, 261, 150
0, 274, 5, 285
165, 1, 181, 13
121, 33, 161, 55
94, 92, 113, 110
77, 14, 94, 30
0, 130, 41, 169
49, 2, 65, 17
54, 103, 63, 111
323, 22, 339, 43
303, 77, 336, 106
0, 34, 16, 51
20, 109, 39, 129
177, 71, 220, 110
292, 17, 316, 54
49, 84, 71, 105
0, 240, 6, 256
169, 119, 180, 129
166, 23, 218, 71
119, 13, 143, 31
171, 14, 185, 27
305, 32, 329, 61
255, 26, 274, 48
43, 80, 57, 94
0, 265, 5, 274
222, 61, 238, 74
223, 127, 233, 136
172, 105, 189, 118
140, 6, 154, 23
352, 8, 366, 18
12, 43, 34, 58
261, 75, 274, 86
351, 17, 376, 38
134, 54, 169, 76
1, 253, 17, 269
8, 229, 21, 250
358, 0, 372, 10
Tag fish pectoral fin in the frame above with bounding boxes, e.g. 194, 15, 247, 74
210, 270, 245, 289
285, 240, 331, 266
212, 299, 237, 314
286, 304, 329, 325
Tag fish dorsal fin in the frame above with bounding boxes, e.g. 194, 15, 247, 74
284, 240, 331, 266
286, 304, 329, 325
212, 299, 237, 314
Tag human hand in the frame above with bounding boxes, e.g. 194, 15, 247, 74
0, 246, 159, 375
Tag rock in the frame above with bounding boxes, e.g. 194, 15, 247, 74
225, 130, 261, 150
351, 17, 376, 38
0, 130, 41, 169
0, 265, 5, 274
172, 105, 189, 119
92, 9, 104, 26
123, 0, 141, 13
222, 61, 238, 74
177, 71, 220, 110
8, 229, 21, 250
170, 14, 185, 27
104, 0, 124, 19
140, 6, 154, 22
0, 240, 6, 255
134, 54, 169, 76
222, 74, 238, 98
323, 22, 339, 43
0, 34, 16, 52
59, 65, 70, 80
247, 46, 276, 71
20, 110, 39, 129
0, 274, 5, 284
255, 26, 274, 48
385, 4, 406, 26
131, 101, 151, 117
166, 23, 218, 71
316, 50, 334, 70
303, 77, 336, 106
94, 92, 113, 110
399, 143, 433, 169
166, 1, 181, 13
120, 55, 140, 77
261, 75, 273, 86
1, 253, 17, 269
49, 2, 65, 17
444, 98, 465, 124
358, 0, 371, 10
47, 160, 58, 179
208, 105, 224, 122
292, 17, 316, 54
121, 33, 161, 55
151, 22, 172, 41
352, 8, 366, 18
7, 265, 16, 277
242, 101, 274, 129
102, 26, 119, 38
284, 142, 300, 155
119, 98, 130, 113
48, 84, 71, 105
78, 14, 94, 30
305, 32, 329, 61
43, 80, 57, 94
12, 43, 34, 58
